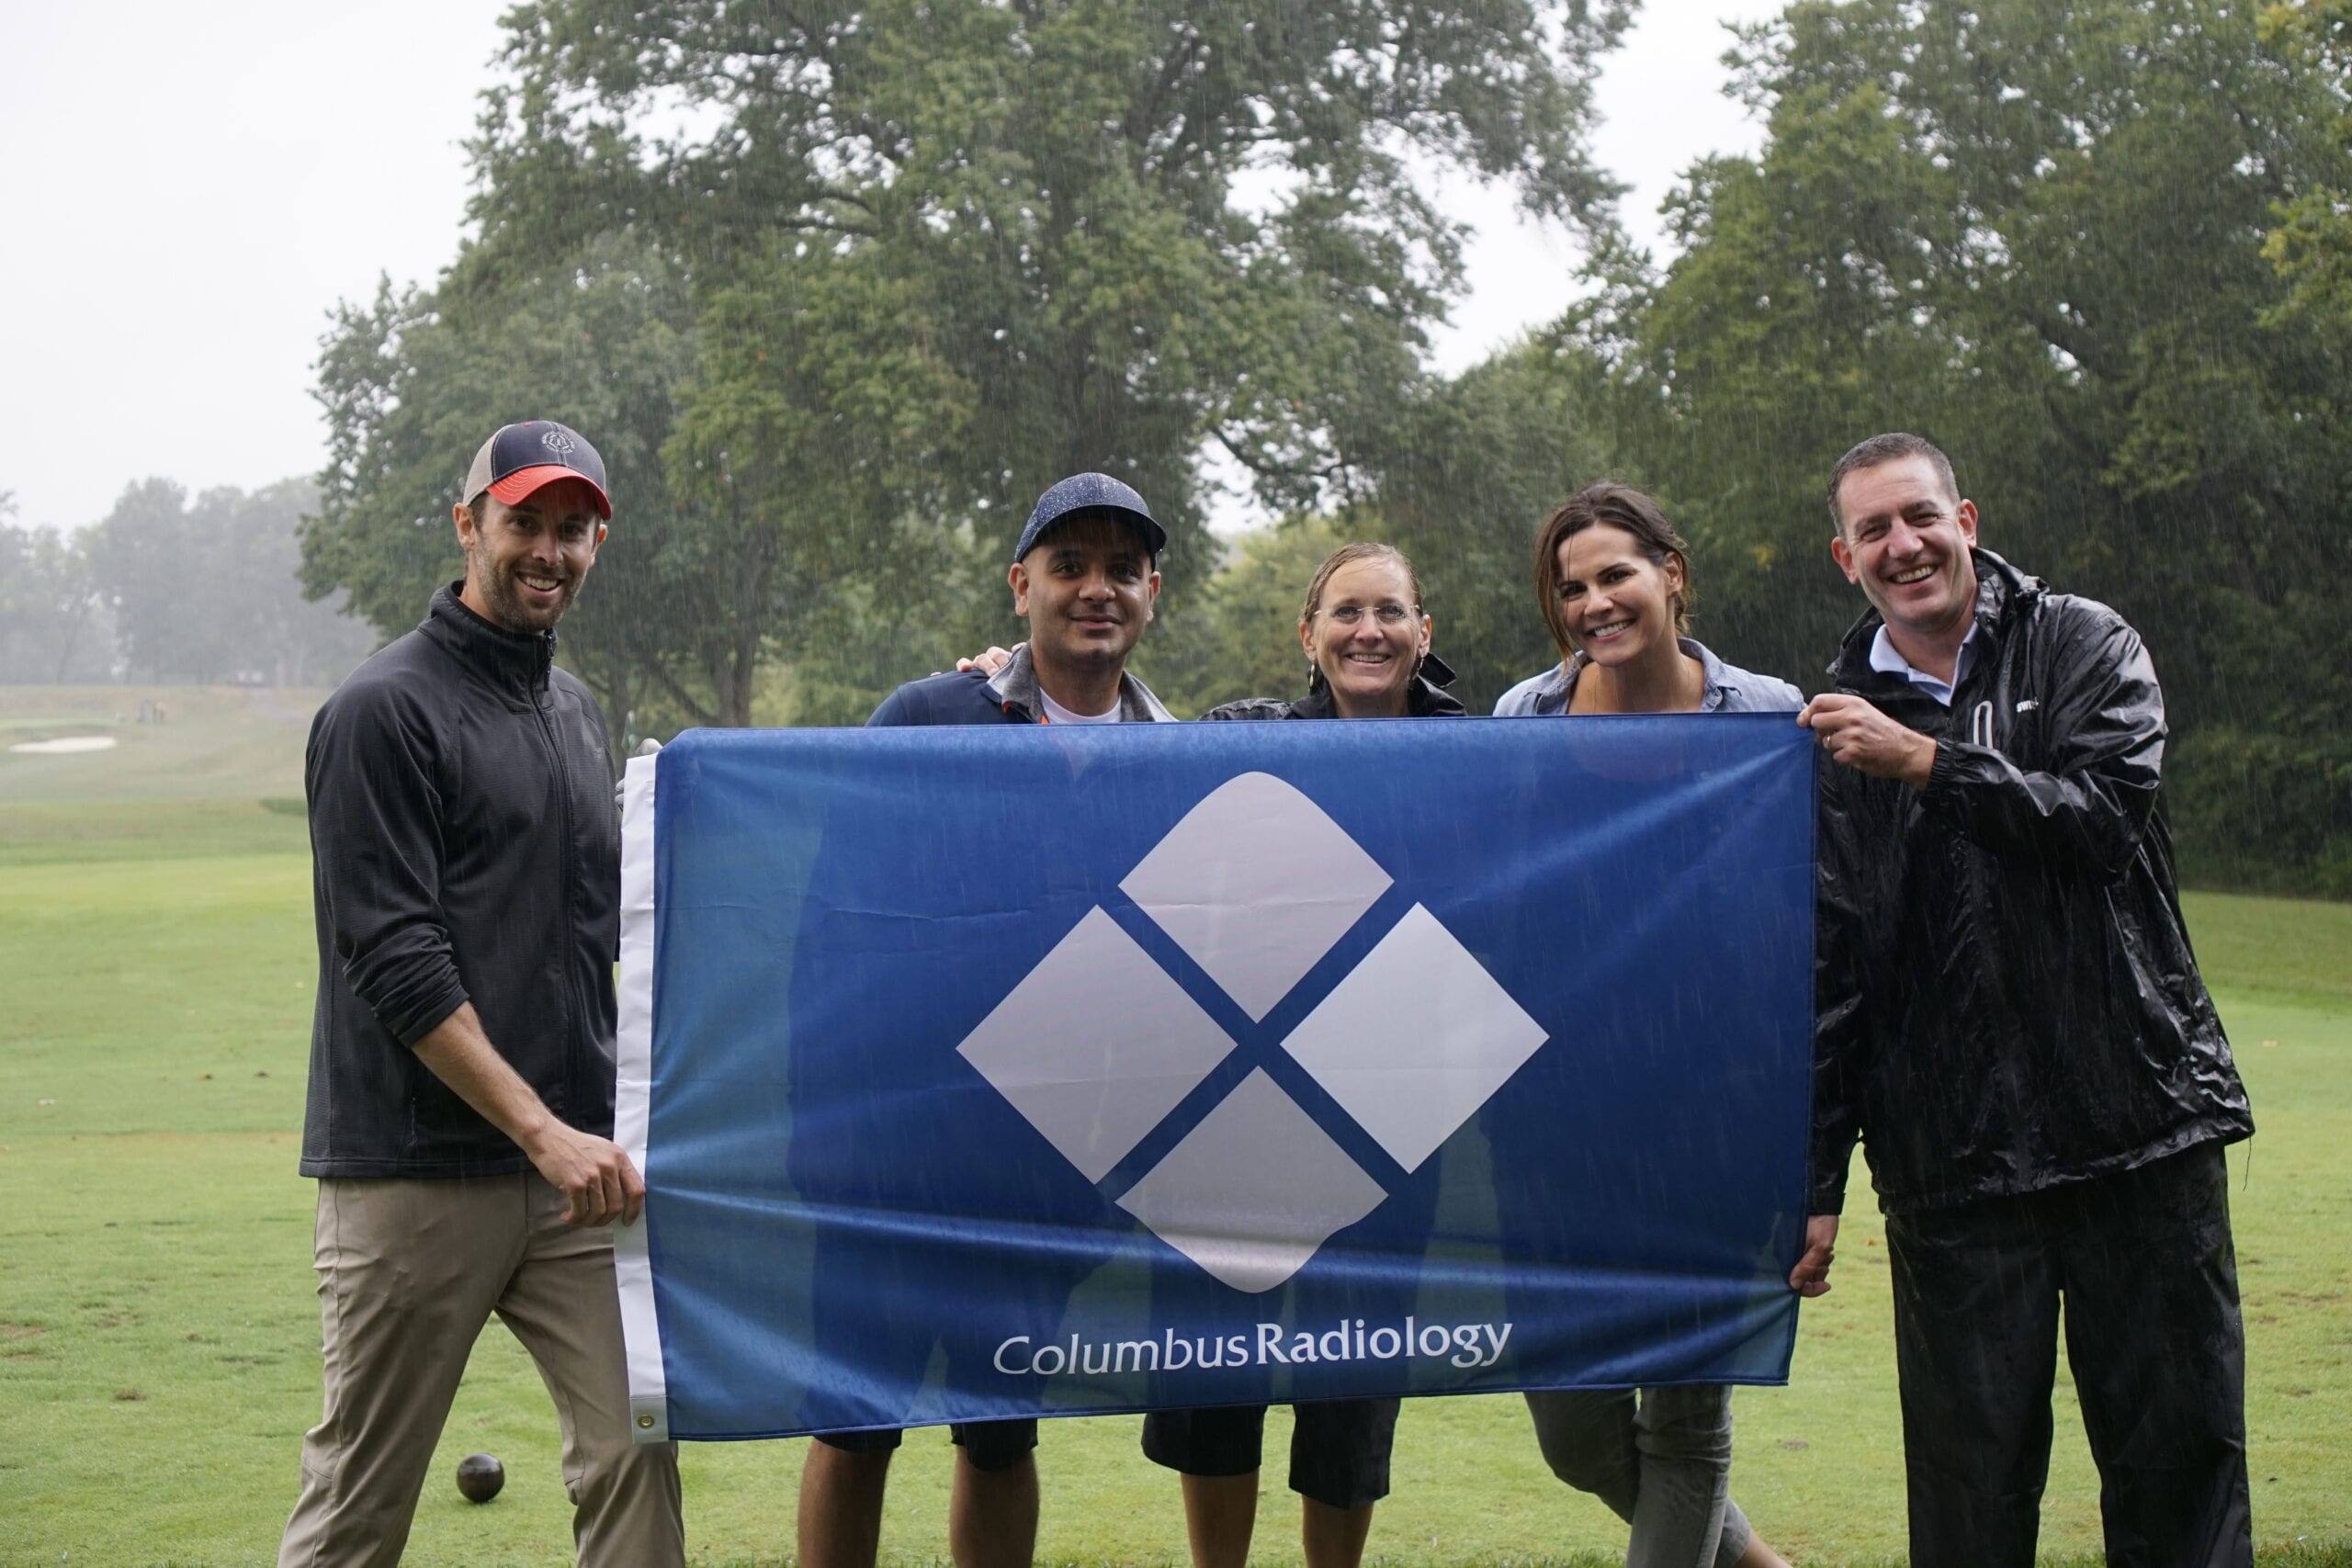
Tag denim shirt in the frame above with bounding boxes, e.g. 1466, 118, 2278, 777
1492, 637, 1803, 716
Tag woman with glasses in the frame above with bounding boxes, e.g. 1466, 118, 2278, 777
1141, 540, 1459, 1568
1201, 541, 1464, 724
1497, 482, 1796, 1568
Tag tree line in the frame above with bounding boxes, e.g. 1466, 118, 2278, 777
0, 480, 375, 689
302, 0, 2352, 895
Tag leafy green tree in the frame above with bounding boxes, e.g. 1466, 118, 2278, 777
1139, 515, 1339, 715
305, 232, 768, 734
2262, 0, 2352, 333
0, 494, 112, 685
1147, 325, 1624, 722
226, 481, 381, 687
1549, 0, 2352, 886
1663, 0, 2342, 665
84, 479, 374, 687
84, 480, 233, 683
1366, 330, 1618, 708
303, 0, 1637, 730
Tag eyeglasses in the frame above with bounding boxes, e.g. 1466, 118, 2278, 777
1320, 603, 1418, 626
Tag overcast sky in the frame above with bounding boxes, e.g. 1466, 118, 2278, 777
0, 0, 1778, 537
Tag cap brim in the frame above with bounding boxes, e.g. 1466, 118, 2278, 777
487, 465, 613, 520
1016, 507, 1165, 562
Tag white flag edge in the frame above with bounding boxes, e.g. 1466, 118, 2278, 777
614, 749, 670, 1443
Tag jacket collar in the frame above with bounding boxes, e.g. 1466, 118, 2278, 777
983, 641, 1177, 723
419, 581, 558, 699
1829, 547, 2041, 691
1293, 651, 1466, 718
1525, 639, 1746, 715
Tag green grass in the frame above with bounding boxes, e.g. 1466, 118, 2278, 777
0, 683, 322, 805
0, 688, 2346, 1565
2181, 890, 2352, 1011
0, 797, 311, 866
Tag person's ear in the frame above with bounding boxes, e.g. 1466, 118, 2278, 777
1142, 569, 1160, 623
453, 501, 479, 551
1418, 615, 1433, 659
1830, 531, 1860, 585
1954, 499, 1979, 547
1008, 560, 1032, 618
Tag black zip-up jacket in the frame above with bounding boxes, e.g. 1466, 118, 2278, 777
299, 583, 620, 1178
1812, 549, 2253, 1215
1199, 655, 1468, 721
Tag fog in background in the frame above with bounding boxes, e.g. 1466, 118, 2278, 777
3, 0, 2346, 897
0, 0, 1770, 540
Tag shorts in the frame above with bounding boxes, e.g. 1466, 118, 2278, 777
1142, 1398, 1400, 1510
812, 1418, 1040, 1473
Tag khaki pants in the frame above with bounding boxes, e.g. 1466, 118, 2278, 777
278, 1173, 683, 1568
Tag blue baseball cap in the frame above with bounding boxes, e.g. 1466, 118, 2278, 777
1012, 473, 1166, 563
462, 420, 612, 520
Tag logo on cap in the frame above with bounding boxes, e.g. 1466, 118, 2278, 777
542, 429, 578, 456
955, 772, 1549, 1292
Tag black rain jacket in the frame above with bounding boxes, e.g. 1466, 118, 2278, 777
1199, 654, 1468, 722
1812, 549, 2252, 1215
299, 584, 620, 1178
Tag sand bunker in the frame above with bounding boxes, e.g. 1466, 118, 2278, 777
8, 736, 119, 755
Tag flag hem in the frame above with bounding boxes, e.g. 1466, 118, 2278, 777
615, 749, 670, 1443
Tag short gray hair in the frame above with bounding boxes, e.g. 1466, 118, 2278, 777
1826, 434, 1958, 535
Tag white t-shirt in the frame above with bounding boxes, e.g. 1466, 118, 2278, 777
1036, 687, 1123, 725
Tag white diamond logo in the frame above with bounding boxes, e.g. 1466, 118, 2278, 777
1280, 903, 1550, 1174
958, 773, 1550, 1292
956, 907, 1237, 1181
1116, 1070, 1386, 1293
1121, 772, 1391, 1021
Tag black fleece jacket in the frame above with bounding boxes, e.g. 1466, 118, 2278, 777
299, 584, 620, 1178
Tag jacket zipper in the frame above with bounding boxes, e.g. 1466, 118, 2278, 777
532, 670, 582, 1120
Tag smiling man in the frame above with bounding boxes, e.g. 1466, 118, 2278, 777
282, 421, 682, 1568
1792, 433, 2255, 1568
794, 473, 1177, 1568
866, 471, 1177, 728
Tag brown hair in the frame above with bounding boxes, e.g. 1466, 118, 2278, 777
1532, 483, 1695, 660
1826, 433, 1959, 536
1301, 542, 1423, 626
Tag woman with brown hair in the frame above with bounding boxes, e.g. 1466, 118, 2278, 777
1146, 540, 1457, 1568
1496, 483, 1800, 720
1201, 541, 1465, 723
1496, 482, 1797, 1568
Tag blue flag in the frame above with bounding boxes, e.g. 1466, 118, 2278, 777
612, 716, 1815, 1442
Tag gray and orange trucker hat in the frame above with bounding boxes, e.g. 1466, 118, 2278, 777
462, 421, 612, 520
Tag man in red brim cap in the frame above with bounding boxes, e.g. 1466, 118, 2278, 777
280, 420, 681, 1567
452, 419, 615, 633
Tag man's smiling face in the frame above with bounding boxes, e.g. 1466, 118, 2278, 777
1009, 512, 1159, 676
1831, 455, 1979, 643
456, 477, 607, 635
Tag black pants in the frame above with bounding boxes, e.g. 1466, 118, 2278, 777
1142, 1399, 1401, 1511
1884, 1143, 2252, 1568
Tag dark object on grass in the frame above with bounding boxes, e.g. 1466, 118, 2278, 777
456, 1452, 504, 1504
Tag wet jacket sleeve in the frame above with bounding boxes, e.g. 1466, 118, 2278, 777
1917, 605, 2164, 879
1810, 772, 1869, 1214
307, 687, 469, 1047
